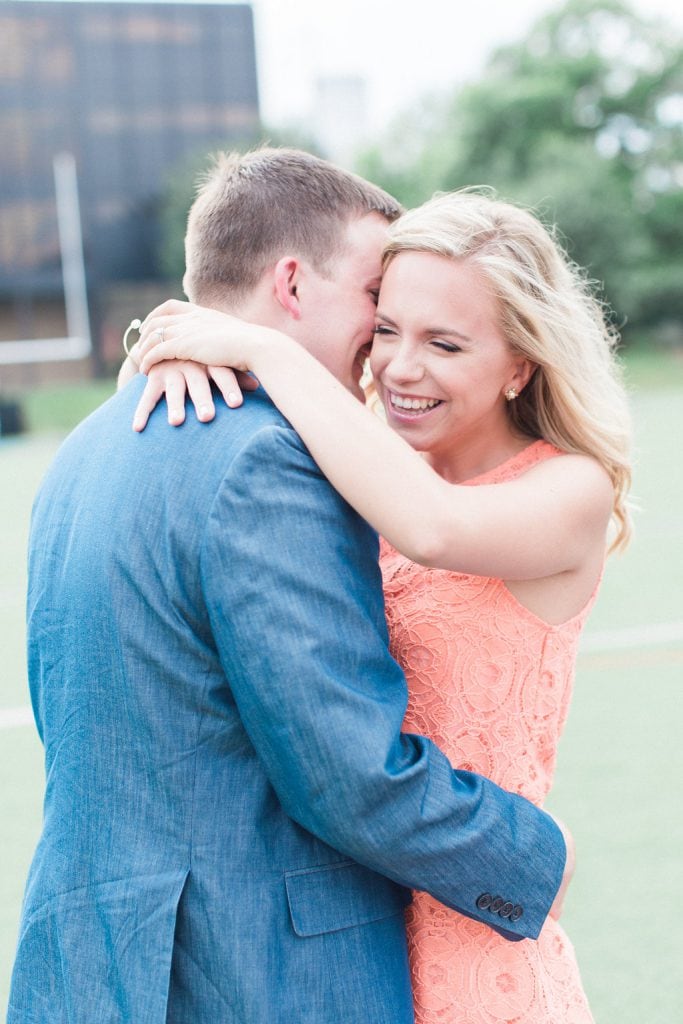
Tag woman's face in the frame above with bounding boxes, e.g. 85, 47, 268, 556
370, 251, 533, 465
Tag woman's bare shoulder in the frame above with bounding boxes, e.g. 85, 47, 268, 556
522, 450, 613, 522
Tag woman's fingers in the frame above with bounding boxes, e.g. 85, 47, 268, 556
137, 307, 200, 355
236, 370, 260, 392
137, 317, 185, 364
137, 307, 257, 371
185, 363, 216, 422
136, 306, 265, 375
132, 370, 171, 432
137, 315, 218, 371
132, 362, 190, 430
161, 367, 188, 426
139, 345, 169, 374
208, 366, 244, 408
205, 368, 260, 408
131, 361, 250, 432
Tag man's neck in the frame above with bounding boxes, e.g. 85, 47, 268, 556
209, 281, 279, 331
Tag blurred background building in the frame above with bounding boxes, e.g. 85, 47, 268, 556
0, 0, 259, 374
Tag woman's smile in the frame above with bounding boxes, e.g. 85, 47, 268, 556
387, 390, 444, 419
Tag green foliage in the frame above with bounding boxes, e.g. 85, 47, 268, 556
358, 95, 457, 209
355, 0, 683, 341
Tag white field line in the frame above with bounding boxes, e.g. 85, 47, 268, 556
580, 620, 683, 653
1, 622, 681, 732
0, 706, 34, 730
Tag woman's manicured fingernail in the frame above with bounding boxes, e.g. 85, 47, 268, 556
227, 392, 240, 407
199, 405, 212, 419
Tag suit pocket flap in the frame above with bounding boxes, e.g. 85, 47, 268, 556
285, 860, 411, 937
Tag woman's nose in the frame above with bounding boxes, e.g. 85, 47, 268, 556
385, 343, 424, 384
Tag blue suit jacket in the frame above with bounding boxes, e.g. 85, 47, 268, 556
9, 380, 565, 1023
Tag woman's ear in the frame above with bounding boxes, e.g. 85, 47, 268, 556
273, 257, 303, 321
511, 358, 537, 396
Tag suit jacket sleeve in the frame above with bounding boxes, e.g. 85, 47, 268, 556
200, 422, 565, 940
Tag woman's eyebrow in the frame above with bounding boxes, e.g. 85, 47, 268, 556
375, 311, 472, 343
425, 326, 472, 342
375, 310, 398, 326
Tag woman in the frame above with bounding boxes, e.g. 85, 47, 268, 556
135, 191, 631, 1022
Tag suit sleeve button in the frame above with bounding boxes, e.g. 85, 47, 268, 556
499, 901, 514, 918
476, 893, 493, 910
490, 896, 504, 913
509, 905, 524, 921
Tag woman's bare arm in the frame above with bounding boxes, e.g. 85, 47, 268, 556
138, 302, 612, 580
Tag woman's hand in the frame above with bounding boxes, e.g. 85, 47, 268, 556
137, 299, 277, 376
132, 359, 257, 432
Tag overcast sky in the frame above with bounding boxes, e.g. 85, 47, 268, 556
252, 0, 683, 130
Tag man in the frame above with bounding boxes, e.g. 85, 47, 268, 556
10, 149, 568, 1023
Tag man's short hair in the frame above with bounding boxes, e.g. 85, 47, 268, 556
183, 147, 402, 305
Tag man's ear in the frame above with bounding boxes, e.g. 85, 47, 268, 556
273, 257, 303, 321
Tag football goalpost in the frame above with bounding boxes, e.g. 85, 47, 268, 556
0, 152, 92, 368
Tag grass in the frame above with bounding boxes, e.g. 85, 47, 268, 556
1, 363, 682, 1020
9, 378, 116, 434
621, 342, 683, 391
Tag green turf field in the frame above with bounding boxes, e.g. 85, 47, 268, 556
1, 380, 682, 1021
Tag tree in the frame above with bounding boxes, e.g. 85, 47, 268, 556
356, 0, 683, 339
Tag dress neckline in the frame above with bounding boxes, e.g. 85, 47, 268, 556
461, 439, 560, 486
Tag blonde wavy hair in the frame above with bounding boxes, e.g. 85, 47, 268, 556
382, 190, 632, 550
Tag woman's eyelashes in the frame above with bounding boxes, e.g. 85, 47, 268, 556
430, 340, 462, 353
373, 324, 461, 354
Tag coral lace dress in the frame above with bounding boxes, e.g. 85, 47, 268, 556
380, 441, 596, 1024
